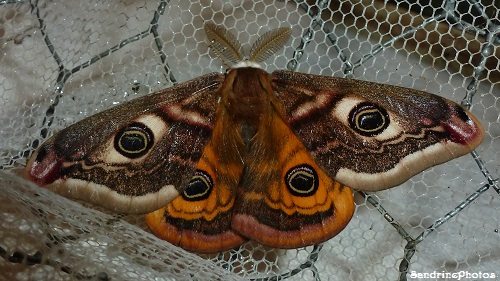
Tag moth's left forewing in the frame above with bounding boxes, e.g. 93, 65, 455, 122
24, 73, 225, 214
271, 70, 485, 191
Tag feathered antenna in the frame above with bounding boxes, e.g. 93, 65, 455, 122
249, 27, 292, 63
204, 22, 244, 66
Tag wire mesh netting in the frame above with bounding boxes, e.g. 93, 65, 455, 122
0, 0, 499, 280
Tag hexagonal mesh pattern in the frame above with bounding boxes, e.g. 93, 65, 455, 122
1, 0, 498, 280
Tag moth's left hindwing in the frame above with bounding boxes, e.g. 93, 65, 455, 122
146, 96, 248, 253
24, 73, 224, 214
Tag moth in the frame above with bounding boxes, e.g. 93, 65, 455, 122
24, 23, 484, 253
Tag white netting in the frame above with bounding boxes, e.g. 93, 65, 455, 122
0, 0, 498, 280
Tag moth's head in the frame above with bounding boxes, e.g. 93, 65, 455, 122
204, 22, 291, 68
233, 60, 264, 69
